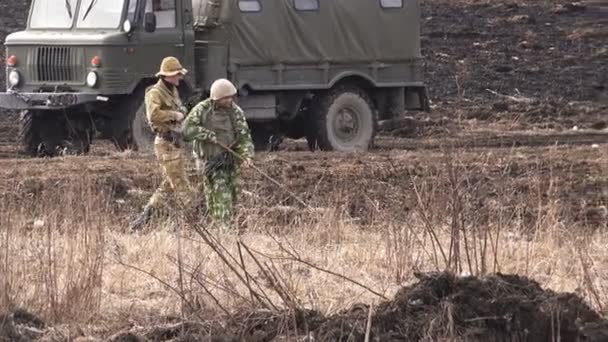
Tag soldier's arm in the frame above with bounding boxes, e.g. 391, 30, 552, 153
183, 102, 217, 142
233, 106, 254, 160
146, 90, 181, 125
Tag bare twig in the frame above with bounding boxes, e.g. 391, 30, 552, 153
576, 242, 604, 312
410, 176, 449, 268
251, 237, 388, 300
174, 218, 187, 320
485, 88, 534, 104
215, 142, 312, 209
115, 257, 205, 321
239, 241, 298, 309
364, 303, 374, 342
237, 241, 255, 304
189, 222, 278, 310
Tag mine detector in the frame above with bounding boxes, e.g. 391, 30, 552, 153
0, 0, 428, 156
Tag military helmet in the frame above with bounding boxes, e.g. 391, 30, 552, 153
156, 57, 188, 77
210, 78, 237, 100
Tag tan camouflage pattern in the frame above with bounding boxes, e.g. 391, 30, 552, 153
144, 79, 193, 210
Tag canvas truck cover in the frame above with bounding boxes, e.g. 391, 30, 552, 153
192, 0, 422, 65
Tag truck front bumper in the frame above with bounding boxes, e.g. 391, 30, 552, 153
0, 91, 103, 110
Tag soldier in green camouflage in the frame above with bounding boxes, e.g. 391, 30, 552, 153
183, 79, 254, 229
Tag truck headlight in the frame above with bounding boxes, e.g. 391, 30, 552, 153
8, 70, 20, 87
86, 71, 98, 88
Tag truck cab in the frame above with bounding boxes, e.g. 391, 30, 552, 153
2, 0, 195, 156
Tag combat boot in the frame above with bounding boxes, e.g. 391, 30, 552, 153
130, 207, 153, 232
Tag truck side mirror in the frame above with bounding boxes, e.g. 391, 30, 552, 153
144, 12, 156, 32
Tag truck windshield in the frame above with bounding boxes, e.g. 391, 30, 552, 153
30, 0, 75, 29
76, 0, 126, 29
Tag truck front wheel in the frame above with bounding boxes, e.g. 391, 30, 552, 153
132, 102, 155, 152
19, 110, 42, 156
19, 110, 91, 157
309, 86, 377, 152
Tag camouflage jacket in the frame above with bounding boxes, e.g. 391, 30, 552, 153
145, 79, 186, 134
183, 98, 254, 161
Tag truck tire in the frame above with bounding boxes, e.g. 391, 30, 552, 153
19, 110, 41, 156
65, 120, 92, 155
309, 86, 377, 152
19, 110, 92, 157
110, 95, 139, 152
250, 123, 282, 152
132, 102, 155, 152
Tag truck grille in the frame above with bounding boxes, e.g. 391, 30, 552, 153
33, 47, 84, 83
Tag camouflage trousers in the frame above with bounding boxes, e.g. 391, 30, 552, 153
196, 158, 241, 227
146, 138, 193, 210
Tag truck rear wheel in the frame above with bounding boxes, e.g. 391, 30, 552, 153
309, 86, 377, 152
132, 102, 155, 152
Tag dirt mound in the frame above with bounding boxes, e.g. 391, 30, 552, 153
0, 309, 46, 341
6, 272, 607, 341
369, 272, 608, 341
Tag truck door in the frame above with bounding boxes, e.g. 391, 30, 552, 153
137, 0, 185, 75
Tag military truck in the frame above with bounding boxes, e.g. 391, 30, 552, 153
1, 0, 428, 156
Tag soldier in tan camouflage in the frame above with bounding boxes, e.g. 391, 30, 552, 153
183, 79, 254, 229
131, 57, 194, 231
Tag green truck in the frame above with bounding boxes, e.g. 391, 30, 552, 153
1, 0, 428, 156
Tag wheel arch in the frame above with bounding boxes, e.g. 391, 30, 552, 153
329, 73, 377, 91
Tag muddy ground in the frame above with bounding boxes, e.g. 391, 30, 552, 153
0, 0, 607, 341
0, 144, 607, 230
2, 272, 608, 341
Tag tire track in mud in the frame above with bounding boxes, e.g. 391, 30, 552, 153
0, 130, 607, 159
377, 130, 608, 151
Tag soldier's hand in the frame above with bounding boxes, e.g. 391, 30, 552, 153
208, 134, 218, 144
174, 111, 185, 122
241, 157, 253, 168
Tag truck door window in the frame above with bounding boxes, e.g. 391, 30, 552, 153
294, 0, 319, 11
380, 0, 403, 8
30, 0, 74, 28
127, 0, 137, 22
238, 0, 261, 12
146, 0, 177, 28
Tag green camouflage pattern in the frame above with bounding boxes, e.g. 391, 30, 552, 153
183, 98, 254, 160
197, 161, 241, 228
184, 98, 254, 227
